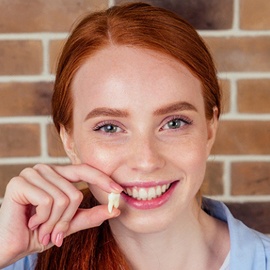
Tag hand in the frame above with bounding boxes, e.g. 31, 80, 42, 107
0, 163, 122, 268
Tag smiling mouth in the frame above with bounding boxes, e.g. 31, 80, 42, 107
123, 183, 172, 201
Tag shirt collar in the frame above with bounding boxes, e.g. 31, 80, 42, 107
202, 197, 267, 270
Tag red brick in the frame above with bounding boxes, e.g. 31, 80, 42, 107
0, 164, 33, 197
231, 162, 270, 195
0, 82, 53, 116
49, 40, 66, 74
212, 121, 270, 155
202, 162, 224, 195
0, 0, 108, 33
220, 79, 230, 114
0, 164, 87, 198
240, 0, 270, 30
237, 80, 270, 113
115, 0, 233, 30
47, 124, 67, 157
0, 124, 40, 157
0, 40, 42, 75
226, 202, 270, 234
204, 37, 270, 72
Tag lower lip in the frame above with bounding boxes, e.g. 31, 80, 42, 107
121, 181, 179, 210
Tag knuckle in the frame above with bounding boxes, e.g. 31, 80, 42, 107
41, 195, 53, 207
57, 220, 70, 231
33, 163, 42, 170
55, 195, 70, 209
19, 167, 34, 177
71, 190, 83, 204
6, 176, 23, 191
33, 163, 50, 172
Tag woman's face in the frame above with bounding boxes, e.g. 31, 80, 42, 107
63, 45, 218, 234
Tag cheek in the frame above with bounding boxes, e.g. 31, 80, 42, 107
76, 142, 119, 175
181, 153, 207, 181
77, 145, 117, 205
76, 142, 124, 204
174, 137, 208, 183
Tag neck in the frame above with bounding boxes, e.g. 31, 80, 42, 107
109, 203, 229, 270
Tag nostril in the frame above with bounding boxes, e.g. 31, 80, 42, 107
128, 137, 165, 172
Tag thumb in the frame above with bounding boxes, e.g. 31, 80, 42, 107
66, 205, 120, 236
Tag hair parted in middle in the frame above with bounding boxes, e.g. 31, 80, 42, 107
52, 2, 221, 135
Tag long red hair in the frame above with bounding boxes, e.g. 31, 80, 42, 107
37, 2, 221, 269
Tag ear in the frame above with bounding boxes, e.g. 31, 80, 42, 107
60, 125, 81, 164
206, 107, 219, 156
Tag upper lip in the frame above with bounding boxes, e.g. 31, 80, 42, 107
120, 180, 178, 188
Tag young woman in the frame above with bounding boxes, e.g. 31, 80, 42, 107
1, 2, 269, 270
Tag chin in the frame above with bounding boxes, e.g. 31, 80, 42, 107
110, 208, 176, 235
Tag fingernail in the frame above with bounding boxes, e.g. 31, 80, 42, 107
110, 182, 123, 192
55, 232, 64, 247
42, 234, 51, 246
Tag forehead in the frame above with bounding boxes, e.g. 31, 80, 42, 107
72, 45, 198, 83
71, 45, 204, 113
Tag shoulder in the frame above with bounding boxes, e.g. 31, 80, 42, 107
254, 230, 270, 253
2, 254, 37, 270
203, 197, 270, 269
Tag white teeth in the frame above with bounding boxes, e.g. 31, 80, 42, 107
108, 193, 120, 213
156, 185, 162, 196
132, 188, 139, 199
139, 189, 148, 200
126, 188, 132, 196
148, 187, 156, 200
124, 184, 171, 201
161, 184, 167, 193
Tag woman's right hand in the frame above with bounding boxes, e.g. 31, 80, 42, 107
0, 163, 122, 268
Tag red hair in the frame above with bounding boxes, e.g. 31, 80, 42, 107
52, 2, 221, 134
37, 2, 222, 269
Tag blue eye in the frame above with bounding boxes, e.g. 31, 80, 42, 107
93, 123, 122, 133
162, 117, 192, 130
167, 119, 183, 129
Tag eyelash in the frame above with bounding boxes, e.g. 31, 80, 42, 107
93, 121, 123, 134
93, 116, 193, 134
160, 116, 193, 131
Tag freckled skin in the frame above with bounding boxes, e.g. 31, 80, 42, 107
62, 45, 218, 234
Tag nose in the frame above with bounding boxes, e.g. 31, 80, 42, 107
127, 134, 165, 173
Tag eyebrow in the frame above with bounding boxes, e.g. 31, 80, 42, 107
84, 107, 129, 121
153, 101, 197, 115
84, 101, 197, 121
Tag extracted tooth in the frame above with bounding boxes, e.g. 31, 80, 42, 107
108, 192, 120, 213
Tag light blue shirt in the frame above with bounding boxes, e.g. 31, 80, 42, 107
204, 198, 270, 270
3, 198, 270, 269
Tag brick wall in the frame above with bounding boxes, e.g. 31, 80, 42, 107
0, 0, 270, 233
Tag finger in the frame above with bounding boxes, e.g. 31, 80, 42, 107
52, 164, 123, 193
5, 176, 53, 229
33, 164, 84, 245
66, 205, 121, 236
28, 229, 54, 255
21, 168, 72, 235
19, 168, 76, 244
